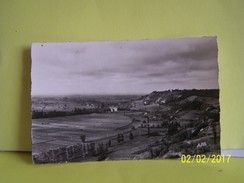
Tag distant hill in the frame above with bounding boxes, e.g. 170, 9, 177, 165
130, 89, 219, 112
139, 89, 219, 106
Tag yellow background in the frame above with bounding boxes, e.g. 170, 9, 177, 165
0, 0, 244, 182
0, 152, 244, 183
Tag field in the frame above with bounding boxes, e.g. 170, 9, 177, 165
32, 90, 220, 164
32, 112, 133, 152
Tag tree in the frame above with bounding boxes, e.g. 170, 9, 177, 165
83, 144, 87, 155
117, 133, 121, 144
97, 143, 108, 161
108, 139, 111, 147
121, 133, 124, 142
129, 131, 134, 140
90, 143, 96, 156
167, 122, 179, 136
146, 116, 150, 136
117, 133, 124, 143
80, 144, 83, 156
80, 134, 86, 142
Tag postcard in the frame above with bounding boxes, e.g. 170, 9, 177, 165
31, 37, 220, 164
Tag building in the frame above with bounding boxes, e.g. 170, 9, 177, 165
109, 106, 118, 112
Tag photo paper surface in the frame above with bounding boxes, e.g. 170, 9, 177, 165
31, 37, 220, 164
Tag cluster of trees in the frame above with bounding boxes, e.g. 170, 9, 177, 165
96, 143, 109, 161
32, 110, 69, 119
140, 123, 164, 128
167, 122, 180, 136
93, 132, 135, 160
32, 108, 100, 119
180, 89, 219, 99
33, 143, 90, 163
180, 100, 203, 111
117, 131, 134, 144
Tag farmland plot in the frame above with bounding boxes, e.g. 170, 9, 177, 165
32, 112, 133, 153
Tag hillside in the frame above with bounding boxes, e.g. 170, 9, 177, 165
134, 89, 218, 105
129, 89, 220, 159
131, 89, 219, 110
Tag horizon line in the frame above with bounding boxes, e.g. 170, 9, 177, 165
31, 88, 219, 97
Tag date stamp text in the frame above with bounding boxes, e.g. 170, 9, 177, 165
181, 154, 231, 163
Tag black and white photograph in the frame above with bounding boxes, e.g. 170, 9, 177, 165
31, 37, 220, 164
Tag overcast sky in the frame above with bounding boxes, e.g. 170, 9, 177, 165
31, 36, 219, 96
